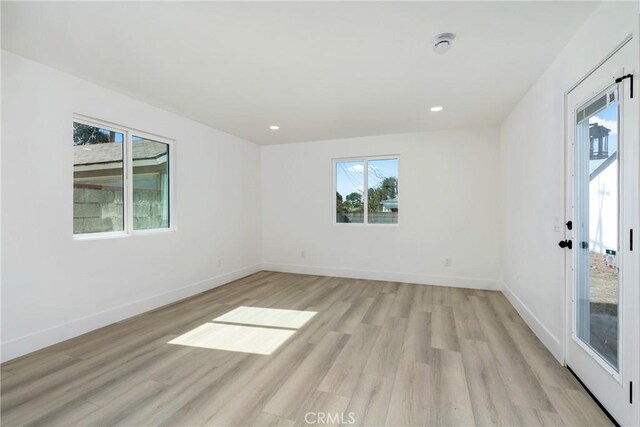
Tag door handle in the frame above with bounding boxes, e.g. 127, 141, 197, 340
559, 240, 573, 249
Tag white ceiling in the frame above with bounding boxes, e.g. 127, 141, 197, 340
2, 1, 597, 145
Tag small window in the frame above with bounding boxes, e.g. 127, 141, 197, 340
73, 117, 173, 237
132, 136, 170, 230
334, 157, 399, 225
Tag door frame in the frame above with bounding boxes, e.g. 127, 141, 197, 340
563, 35, 639, 426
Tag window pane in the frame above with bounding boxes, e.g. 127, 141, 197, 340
335, 161, 364, 223
367, 159, 398, 224
132, 136, 170, 230
576, 90, 619, 370
73, 122, 124, 234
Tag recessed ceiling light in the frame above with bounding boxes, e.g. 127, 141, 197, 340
269, 125, 280, 130
430, 106, 444, 112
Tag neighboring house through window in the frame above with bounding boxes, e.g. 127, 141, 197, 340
73, 117, 173, 237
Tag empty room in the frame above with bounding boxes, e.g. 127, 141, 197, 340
1, 1, 639, 426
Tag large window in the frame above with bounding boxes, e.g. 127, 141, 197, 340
73, 117, 173, 237
334, 157, 399, 224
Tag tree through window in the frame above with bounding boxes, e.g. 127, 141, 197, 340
335, 157, 399, 224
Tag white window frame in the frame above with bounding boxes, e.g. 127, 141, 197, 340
73, 114, 176, 240
332, 155, 400, 226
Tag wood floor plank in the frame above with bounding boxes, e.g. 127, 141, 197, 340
503, 320, 580, 390
389, 284, 413, 319
515, 407, 566, 427
459, 339, 521, 426
292, 390, 350, 426
318, 323, 381, 397
429, 348, 476, 427
253, 412, 296, 427
112, 364, 222, 426
86, 343, 196, 407
487, 292, 526, 325
469, 295, 556, 413
1, 335, 179, 425
263, 331, 350, 419
67, 380, 166, 426
430, 304, 460, 351
453, 295, 487, 342
150, 346, 235, 385
385, 359, 431, 426
361, 292, 395, 326
363, 317, 406, 376
411, 284, 433, 313
432, 286, 452, 307
158, 354, 264, 426
400, 307, 432, 364
200, 339, 316, 426
0, 353, 80, 393
332, 296, 375, 334
344, 373, 394, 427
544, 385, 613, 427
24, 400, 101, 427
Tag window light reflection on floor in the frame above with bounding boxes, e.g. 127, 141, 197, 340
168, 306, 317, 355
213, 306, 317, 329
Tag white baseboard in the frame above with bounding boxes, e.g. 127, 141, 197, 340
501, 282, 563, 363
261, 262, 501, 291
0, 264, 261, 363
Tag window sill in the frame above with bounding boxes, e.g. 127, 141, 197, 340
131, 228, 177, 237
73, 231, 130, 241
73, 228, 176, 241
333, 223, 400, 227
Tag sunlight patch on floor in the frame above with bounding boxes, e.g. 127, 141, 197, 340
168, 322, 296, 355
213, 306, 317, 329
168, 307, 317, 355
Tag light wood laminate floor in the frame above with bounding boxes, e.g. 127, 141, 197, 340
1, 272, 613, 426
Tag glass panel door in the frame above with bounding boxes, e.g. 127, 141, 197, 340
575, 86, 620, 371
565, 39, 638, 427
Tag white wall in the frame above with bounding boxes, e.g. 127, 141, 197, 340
500, 2, 640, 362
261, 128, 502, 290
1, 51, 262, 362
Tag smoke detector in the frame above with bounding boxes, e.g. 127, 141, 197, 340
433, 33, 456, 54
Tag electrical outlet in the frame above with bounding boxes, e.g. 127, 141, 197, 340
444, 258, 452, 267
301, 250, 305, 258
